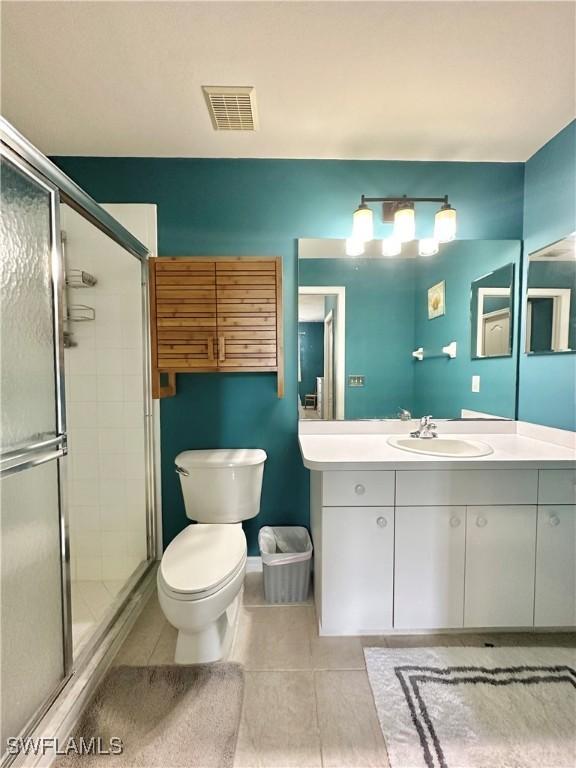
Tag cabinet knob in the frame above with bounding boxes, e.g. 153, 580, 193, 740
376, 516, 387, 528
549, 514, 560, 527
354, 483, 366, 496
476, 516, 488, 528
449, 516, 461, 528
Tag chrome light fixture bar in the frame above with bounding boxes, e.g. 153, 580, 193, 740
349, 194, 457, 257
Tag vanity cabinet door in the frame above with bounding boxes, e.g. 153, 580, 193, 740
394, 507, 465, 630
321, 506, 394, 634
464, 505, 537, 628
534, 505, 576, 627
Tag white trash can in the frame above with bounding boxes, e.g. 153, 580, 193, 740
258, 526, 313, 604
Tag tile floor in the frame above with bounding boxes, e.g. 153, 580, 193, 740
112, 572, 576, 768
72, 579, 125, 653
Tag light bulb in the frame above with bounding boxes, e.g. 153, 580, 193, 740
419, 237, 439, 257
382, 237, 402, 257
346, 237, 365, 257
434, 204, 457, 242
393, 205, 415, 243
352, 204, 374, 242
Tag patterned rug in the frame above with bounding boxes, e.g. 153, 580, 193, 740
364, 646, 576, 768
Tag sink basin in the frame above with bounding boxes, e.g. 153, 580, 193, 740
388, 436, 494, 458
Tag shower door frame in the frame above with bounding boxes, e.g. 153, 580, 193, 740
0, 118, 157, 760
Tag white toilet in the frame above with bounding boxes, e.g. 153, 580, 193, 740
157, 448, 267, 664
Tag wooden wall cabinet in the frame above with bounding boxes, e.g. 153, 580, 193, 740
149, 256, 284, 398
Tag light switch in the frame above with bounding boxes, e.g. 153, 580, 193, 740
348, 375, 365, 387
472, 375, 480, 393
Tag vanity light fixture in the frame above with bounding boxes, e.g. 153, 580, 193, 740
382, 236, 402, 257
393, 200, 416, 243
346, 236, 365, 257
349, 194, 456, 257
419, 237, 440, 257
352, 202, 374, 242
434, 202, 457, 242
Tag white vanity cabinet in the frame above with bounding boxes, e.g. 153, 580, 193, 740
321, 506, 394, 634
394, 506, 465, 629
534, 505, 576, 627
311, 466, 576, 635
464, 505, 537, 627
534, 469, 576, 627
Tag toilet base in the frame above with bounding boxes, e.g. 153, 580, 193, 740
174, 591, 241, 664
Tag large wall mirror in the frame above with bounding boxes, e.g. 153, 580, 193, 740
298, 239, 521, 421
525, 233, 575, 355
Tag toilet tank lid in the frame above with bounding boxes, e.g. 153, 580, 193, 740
175, 448, 267, 469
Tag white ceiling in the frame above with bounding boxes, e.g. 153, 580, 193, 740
1, 1, 574, 161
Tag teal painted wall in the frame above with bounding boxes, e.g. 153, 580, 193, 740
413, 241, 521, 419
299, 258, 416, 418
298, 322, 324, 402
52, 156, 524, 553
520, 120, 576, 431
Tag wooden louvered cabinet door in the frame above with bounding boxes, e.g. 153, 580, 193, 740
216, 259, 280, 372
149, 259, 217, 397
149, 256, 284, 398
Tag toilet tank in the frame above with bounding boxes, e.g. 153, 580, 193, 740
175, 449, 267, 523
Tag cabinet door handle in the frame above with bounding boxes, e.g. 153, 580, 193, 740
354, 483, 366, 496
207, 336, 215, 361
476, 516, 488, 528
449, 516, 461, 528
549, 514, 560, 527
376, 516, 387, 528
219, 336, 226, 363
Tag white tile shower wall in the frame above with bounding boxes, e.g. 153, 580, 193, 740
62, 205, 147, 583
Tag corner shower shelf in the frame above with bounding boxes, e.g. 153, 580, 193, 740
67, 304, 96, 323
66, 269, 97, 288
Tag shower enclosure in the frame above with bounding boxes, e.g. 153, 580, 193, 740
0, 119, 157, 765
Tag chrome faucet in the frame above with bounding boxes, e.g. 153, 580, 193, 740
397, 408, 412, 421
411, 415, 438, 439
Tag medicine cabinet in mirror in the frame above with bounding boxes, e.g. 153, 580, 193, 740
298, 239, 521, 422
525, 233, 575, 355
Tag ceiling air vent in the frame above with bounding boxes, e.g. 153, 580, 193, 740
202, 86, 259, 131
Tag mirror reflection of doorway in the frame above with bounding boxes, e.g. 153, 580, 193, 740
298, 287, 345, 420
323, 311, 334, 419
482, 309, 511, 356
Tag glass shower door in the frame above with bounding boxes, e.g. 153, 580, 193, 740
0, 148, 69, 756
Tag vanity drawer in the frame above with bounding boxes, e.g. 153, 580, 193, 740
538, 470, 576, 505
322, 471, 395, 506
396, 470, 538, 506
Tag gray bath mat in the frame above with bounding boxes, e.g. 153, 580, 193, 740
364, 646, 576, 768
56, 664, 244, 767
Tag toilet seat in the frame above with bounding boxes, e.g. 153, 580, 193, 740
159, 523, 247, 602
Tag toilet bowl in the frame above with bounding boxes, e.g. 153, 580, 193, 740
157, 448, 266, 664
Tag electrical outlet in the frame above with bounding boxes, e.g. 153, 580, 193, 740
348, 375, 365, 387
472, 375, 480, 393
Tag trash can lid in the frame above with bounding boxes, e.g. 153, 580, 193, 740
175, 448, 267, 469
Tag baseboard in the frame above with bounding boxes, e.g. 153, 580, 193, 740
246, 556, 262, 573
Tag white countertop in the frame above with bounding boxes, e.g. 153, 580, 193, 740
299, 432, 576, 471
